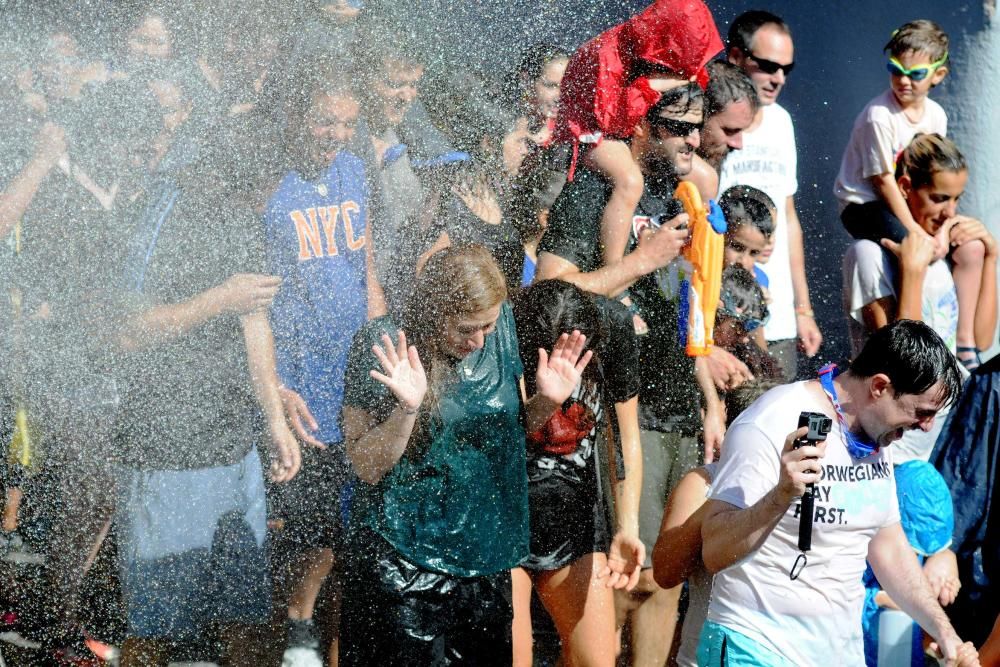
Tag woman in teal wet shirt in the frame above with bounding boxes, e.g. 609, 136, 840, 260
339, 245, 591, 665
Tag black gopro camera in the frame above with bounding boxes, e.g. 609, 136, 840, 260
794, 411, 832, 552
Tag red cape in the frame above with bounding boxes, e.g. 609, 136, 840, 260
556, 0, 724, 144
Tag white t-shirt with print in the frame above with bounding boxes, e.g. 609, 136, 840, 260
842, 239, 959, 462
720, 103, 798, 342
834, 90, 948, 209
707, 382, 901, 667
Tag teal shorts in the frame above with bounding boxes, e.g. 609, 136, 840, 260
697, 620, 799, 667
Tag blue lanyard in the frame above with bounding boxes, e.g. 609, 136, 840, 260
817, 363, 880, 460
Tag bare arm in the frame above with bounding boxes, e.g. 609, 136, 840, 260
612, 396, 642, 537
695, 356, 726, 462
702, 427, 823, 573
786, 197, 821, 356
535, 218, 689, 298
366, 226, 387, 319
343, 403, 420, 484
343, 331, 426, 484
0, 122, 65, 239
868, 523, 972, 662
119, 274, 281, 352
653, 467, 711, 588
949, 218, 999, 349
241, 310, 301, 482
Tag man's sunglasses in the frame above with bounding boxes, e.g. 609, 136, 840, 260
886, 55, 947, 82
747, 52, 795, 76
649, 116, 703, 138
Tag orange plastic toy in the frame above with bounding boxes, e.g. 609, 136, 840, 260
674, 181, 726, 356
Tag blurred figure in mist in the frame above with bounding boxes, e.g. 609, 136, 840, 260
262, 61, 384, 667
110, 117, 300, 667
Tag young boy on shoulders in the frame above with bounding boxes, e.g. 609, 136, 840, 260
834, 19, 986, 369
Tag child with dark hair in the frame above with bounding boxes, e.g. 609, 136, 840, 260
719, 185, 775, 284
715, 265, 780, 381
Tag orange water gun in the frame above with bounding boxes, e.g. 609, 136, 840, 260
674, 181, 726, 356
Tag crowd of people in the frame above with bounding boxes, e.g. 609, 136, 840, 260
1, 1, 999, 666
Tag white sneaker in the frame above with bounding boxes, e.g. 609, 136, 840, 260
281, 646, 323, 667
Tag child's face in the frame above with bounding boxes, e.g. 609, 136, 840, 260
889, 50, 948, 107
715, 315, 750, 348
725, 224, 769, 272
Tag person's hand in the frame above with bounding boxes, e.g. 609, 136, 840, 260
33, 121, 66, 166
635, 214, 690, 272
924, 549, 961, 607
598, 531, 645, 590
268, 419, 301, 483
949, 216, 998, 258
278, 386, 325, 449
882, 232, 936, 275
796, 313, 822, 358
370, 331, 427, 413
775, 427, 827, 505
214, 274, 282, 315
702, 403, 726, 463
706, 346, 753, 390
929, 635, 980, 667
535, 330, 593, 406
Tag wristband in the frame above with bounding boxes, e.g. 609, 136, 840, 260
795, 306, 814, 318
400, 404, 419, 415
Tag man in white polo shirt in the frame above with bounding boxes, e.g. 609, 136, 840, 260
720, 10, 822, 381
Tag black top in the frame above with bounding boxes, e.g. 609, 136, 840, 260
538, 167, 700, 434
114, 180, 267, 470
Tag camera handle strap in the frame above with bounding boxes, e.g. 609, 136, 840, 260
817, 364, 879, 460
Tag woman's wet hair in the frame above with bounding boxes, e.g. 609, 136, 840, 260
895, 133, 967, 190
720, 185, 775, 238
505, 41, 571, 111
513, 280, 603, 394
403, 245, 508, 355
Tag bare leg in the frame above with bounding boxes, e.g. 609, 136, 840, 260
511, 567, 534, 667
2, 487, 22, 532
628, 569, 681, 667
535, 553, 617, 667
952, 239, 986, 369
583, 140, 645, 271
288, 547, 335, 620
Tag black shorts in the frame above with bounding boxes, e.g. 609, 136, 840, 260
841, 201, 907, 244
269, 444, 352, 552
340, 526, 513, 666
522, 474, 610, 572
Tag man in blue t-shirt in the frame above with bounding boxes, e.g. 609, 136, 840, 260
262, 66, 385, 664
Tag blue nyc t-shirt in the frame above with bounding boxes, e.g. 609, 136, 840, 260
264, 151, 370, 444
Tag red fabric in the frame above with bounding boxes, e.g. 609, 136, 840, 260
526, 401, 597, 456
555, 0, 723, 145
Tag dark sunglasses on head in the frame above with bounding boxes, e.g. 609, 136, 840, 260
650, 116, 703, 137
748, 52, 795, 76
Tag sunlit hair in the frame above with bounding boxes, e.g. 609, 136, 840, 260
403, 244, 507, 357
895, 133, 967, 190
720, 185, 775, 238
884, 19, 949, 63
705, 60, 760, 117
401, 245, 507, 450
646, 81, 704, 120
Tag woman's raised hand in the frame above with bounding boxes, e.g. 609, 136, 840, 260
535, 330, 594, 406
371, 331, 427, 413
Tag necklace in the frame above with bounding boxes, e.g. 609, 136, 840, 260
817, 364, 879, 460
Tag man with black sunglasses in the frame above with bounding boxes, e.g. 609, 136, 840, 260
721, 10, 822, 383
537, 82, 729, 667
